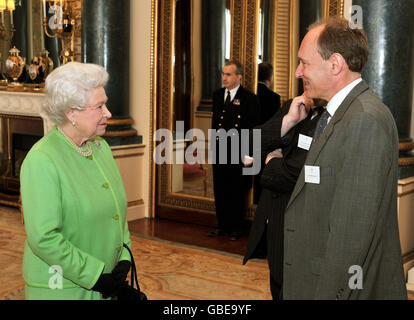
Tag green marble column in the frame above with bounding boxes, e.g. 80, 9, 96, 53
353, 0, 414, 178
82, 0, 140, 145
298, 0, 322, 94
199, 0, 226, 110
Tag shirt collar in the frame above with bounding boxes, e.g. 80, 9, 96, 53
326, 78, 362, 117
225, 85, 240, 98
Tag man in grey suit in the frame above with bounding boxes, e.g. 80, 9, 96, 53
283, 17, 407, 299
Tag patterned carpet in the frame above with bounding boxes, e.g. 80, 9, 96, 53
0, 206, 271, 300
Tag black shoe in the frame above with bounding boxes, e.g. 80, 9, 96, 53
208, 229, 228, 237
229, 231, 243, 241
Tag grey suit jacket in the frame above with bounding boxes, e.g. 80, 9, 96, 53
283, 81, 407, 300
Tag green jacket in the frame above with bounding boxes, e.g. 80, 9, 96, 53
20, 126, 131, 291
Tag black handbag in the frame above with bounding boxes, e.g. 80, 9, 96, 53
116, 243, 148, 301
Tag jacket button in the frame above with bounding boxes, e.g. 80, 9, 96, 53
103, 182, 110, 189
113, 214, 119, 221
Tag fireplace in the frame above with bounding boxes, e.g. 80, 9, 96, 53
0, 91, 53, 208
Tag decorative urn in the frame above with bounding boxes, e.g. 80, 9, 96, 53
40, 49, 54, 79
5, 46, 26, 83
27, 56, 45, 84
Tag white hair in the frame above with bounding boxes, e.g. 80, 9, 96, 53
43, 62, 109, 124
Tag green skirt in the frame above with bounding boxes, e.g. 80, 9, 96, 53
25, 285, 110, 300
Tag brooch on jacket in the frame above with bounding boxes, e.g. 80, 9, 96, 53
233, 99, 240, 106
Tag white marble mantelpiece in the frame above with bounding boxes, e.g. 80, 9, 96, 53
0, 91, 55, 134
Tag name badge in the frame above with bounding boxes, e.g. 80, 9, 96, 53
233, 99, 240, 106
298, 134, 313, 151
304, 165, 320, 184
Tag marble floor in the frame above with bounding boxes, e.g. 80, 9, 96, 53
0, 205, 271, 300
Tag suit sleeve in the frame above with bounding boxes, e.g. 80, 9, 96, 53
211, 90, 221, 130
260, 145, 309, 194
21, 151, 105, 289
245, 93, 261, 128
250, 100, 294, 159
314, 113, 395, 299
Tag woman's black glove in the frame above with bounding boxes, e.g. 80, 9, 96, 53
111, 260, 131, 282
92, 273, 123, 299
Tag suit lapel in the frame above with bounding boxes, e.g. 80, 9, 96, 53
220, 88, 226, 105
234, 86, 243, 101
285, 80, 370, 210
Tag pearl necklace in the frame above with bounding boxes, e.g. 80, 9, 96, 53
57, 126, 93, 157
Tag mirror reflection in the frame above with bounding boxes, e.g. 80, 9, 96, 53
0, 0, 62, 83
171, 0, 232, 199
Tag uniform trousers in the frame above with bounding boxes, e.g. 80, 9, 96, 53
212, 163, 250, 233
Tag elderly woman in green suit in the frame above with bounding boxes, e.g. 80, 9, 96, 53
20, 62, 132, 300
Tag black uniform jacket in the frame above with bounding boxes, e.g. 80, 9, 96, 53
257, 83, 281, 125
211, 86, 261, 166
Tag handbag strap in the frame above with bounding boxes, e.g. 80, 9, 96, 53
122, 243, 141, 292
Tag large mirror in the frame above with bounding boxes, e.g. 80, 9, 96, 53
155, 0, 297, 223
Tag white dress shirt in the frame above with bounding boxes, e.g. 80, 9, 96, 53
224, 85, 240, 103
326, 78, 362, 123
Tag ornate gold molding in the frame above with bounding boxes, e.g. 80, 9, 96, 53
272, 0, 296, 101
230, 0, 259, 93
107, 119, 135, 126
149, 0, 158, 219
403, 250, 414, 264
323, 0, 345, 17
103, 129, 138, 137
399, 142, 414, 151
399, 157, 414, 167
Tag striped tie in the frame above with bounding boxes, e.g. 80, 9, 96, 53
312, 110, 330, 143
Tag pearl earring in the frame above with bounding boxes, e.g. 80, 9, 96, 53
72, 120, 76, 127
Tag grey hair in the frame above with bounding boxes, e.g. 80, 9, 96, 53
225, 60, 244, 75
43, 62, 109, 124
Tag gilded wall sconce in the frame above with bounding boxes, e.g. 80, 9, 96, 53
41, 0, 76, 64
0, 0, 15, 41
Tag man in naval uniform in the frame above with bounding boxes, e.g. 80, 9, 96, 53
209, 60, 261, 241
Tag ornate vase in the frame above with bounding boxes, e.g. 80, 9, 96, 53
27, 56, 45, 84
5, 46, 26, 84
40, 49, 54, 79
